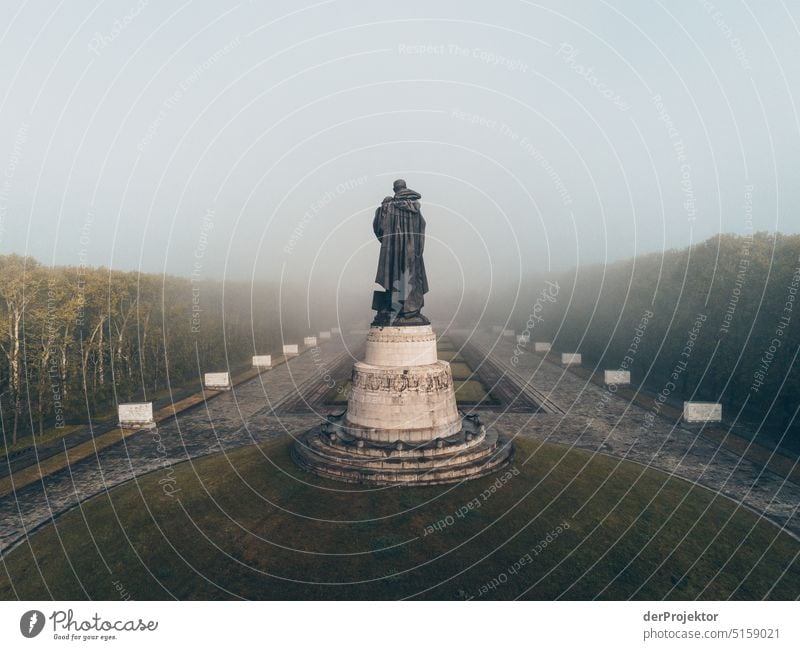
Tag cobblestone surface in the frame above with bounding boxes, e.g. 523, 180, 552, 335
2, 330, 798, 556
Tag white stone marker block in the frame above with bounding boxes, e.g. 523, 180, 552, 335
319, 331, 331, 340
604, 370, 630, 385
252, 355, 272, 368
118, 402, 155, 428
561, 353, 582, 366
683, 402, 722, 423
331, 327, 341, 334
283, 344, 299, 355
534, 342, 551, 353
491, 325, 503, 334
204, 372, 231, 390
502, 329, 514, 337
304, 336, 318, 346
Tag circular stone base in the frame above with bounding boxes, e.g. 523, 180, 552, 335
292, 414, 514, 486
345, 360, 461, 441
364, 325, 437, 366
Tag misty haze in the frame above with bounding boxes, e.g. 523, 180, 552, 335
0, 0, 798, 630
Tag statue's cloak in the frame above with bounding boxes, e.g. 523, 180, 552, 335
372, 188, 429, 298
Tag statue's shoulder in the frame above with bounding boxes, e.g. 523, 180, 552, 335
382, 196, 393, 203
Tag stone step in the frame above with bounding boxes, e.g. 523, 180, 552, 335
312, 425, 487, 459
293, 428, 514, 486
303, 428, 498, 469
302, 436, 499, 472
293, 447, 513, 486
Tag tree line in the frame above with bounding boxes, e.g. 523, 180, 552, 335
6, 233, 798, 450
511, 233, 800, 448
0, 254, 311, 445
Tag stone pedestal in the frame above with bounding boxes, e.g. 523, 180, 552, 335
294, 325, 513, 485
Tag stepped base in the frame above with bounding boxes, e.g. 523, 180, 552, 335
292, 323, 514, 485
292, 413, 514, 486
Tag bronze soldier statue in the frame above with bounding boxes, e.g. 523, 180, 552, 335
371, 179, 430, 326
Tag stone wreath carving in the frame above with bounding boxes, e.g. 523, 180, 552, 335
351, 368, 451, 392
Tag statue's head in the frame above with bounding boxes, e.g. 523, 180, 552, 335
392, 179, 407, 192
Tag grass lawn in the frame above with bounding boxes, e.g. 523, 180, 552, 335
437, 350, 463, 362
325, 381, 351, 404
1, 437, 796, 600
1, 424, 86, 460
448, 361, 474, 380
454, 380, 494, 404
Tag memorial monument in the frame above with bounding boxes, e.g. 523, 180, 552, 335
293, 180, 513, 484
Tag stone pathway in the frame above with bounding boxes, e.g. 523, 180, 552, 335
0, 340, 347, 555
456, 331, 800, 539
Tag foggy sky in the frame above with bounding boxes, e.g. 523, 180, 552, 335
0, 0, 798, 306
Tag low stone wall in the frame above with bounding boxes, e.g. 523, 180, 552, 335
604, 370, 630, 385
683, 402, 722, 423
118, 402, 154, 428
204, 372, 231, 390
